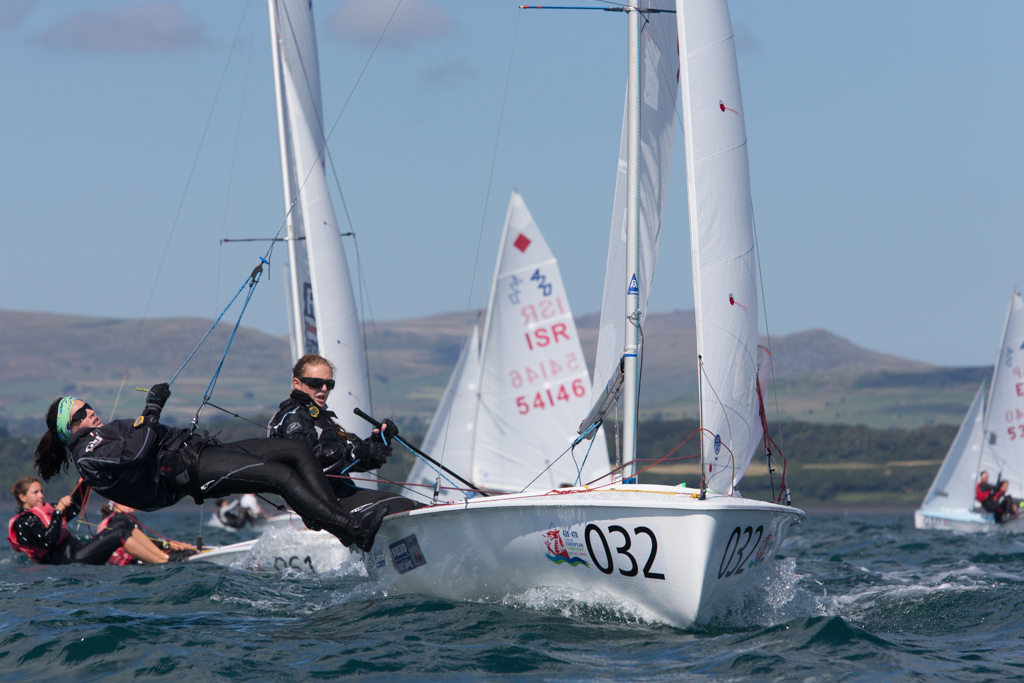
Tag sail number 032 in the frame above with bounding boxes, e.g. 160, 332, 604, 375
584, 524, 665, 580
718, 525, 763, 579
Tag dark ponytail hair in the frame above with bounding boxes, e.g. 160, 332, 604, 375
35, 398, 70, 481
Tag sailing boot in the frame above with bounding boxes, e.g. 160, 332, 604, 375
305, 499, 379, 549
352, 503, 390, 552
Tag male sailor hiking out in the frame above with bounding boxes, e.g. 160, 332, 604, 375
268, 354, 421, 516
34, 388, 389, 551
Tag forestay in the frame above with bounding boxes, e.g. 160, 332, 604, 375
591, 1, 679, 409
471, 192, 611, 492
269, 0, 370, 438
677, 0, 763, 493
980, 291, 1024, 499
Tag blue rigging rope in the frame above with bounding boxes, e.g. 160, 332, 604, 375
201, 259, 267, 405
573, 420, 601, 487
168, 257, 268, 387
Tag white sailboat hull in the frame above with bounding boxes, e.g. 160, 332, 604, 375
914, 508, 1024, 534
364, 485, 804, 628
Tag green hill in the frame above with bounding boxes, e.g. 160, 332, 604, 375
0, 309, 988, 434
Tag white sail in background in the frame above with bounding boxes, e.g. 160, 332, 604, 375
469, 192, 610, 492
920, 384, 986, 512
677, 0, 762, 494
591, 2, 679, 405
403, 325, 481, 502
269, 0, 370, 438
979, 291, 1024, 499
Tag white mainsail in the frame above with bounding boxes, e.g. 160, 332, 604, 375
404, 325, 480, 501
677, 0, 763, 494
920, 384, 986, 513
979, 291, 1024, 499
268, 0, 371, 439
591, 2, 680, 418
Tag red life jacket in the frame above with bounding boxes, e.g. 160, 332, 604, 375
7, 504, 71, 563
977, 483, 995, 503
97, 513, 133, 566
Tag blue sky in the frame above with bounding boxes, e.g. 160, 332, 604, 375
2, 0, 1022, 367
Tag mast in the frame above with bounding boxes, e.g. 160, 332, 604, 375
622, 0, 641, 480
267, 0, 304, 360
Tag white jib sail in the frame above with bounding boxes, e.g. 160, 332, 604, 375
677, 0, 761, 494
472, 192, 611, 492
979, 291, 1024, 499
920, 383, 986, 512
269, 0, 371, 440
403, 325, 481, 502
591, 1, 679, 410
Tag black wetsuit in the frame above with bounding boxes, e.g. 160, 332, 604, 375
268, 390, 420, 515
68, 415, 387, 549
11, 506, 135, 565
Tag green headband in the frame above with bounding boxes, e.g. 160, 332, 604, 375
56, 396, 81, 444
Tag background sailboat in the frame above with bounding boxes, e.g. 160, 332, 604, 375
916, 290, 1024, 532
405, 192, 610, 502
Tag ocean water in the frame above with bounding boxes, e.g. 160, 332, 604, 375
3, 509, 1024, 682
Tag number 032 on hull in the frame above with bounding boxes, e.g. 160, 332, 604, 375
364, 485, 804, 629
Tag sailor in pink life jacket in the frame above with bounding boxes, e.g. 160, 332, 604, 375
8, 477, 182, 565
97, 502, 197, 564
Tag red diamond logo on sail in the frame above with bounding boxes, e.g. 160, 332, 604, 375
513, 233, 531, 253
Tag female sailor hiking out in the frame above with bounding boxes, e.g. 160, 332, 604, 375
8, 477, 174, 565
34, 388, 389, 551
268, 353, 421, 516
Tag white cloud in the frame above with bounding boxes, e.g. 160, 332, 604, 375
0, 0, 37, 30
420, 57, 477, 89
35, 1, 211, 53
326, 0, 457, 50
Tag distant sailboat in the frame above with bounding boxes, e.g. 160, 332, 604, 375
916, 290, 1024, 533
361, 0, 804, 629
404, 192, 610, 502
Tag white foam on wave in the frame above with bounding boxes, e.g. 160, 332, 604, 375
701, 557, 830, 629
498, 584, 664, 626
240, 528, 365, 576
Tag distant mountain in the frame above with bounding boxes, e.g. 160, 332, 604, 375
0, 309, 984, 433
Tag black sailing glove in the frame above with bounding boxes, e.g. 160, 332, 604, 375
370, 419, 400, 444
144, 383, 171, 420
353, 440, 391, 469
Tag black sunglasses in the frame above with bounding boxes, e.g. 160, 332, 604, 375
299, 377, 335, 391
71, 403, 93, 425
